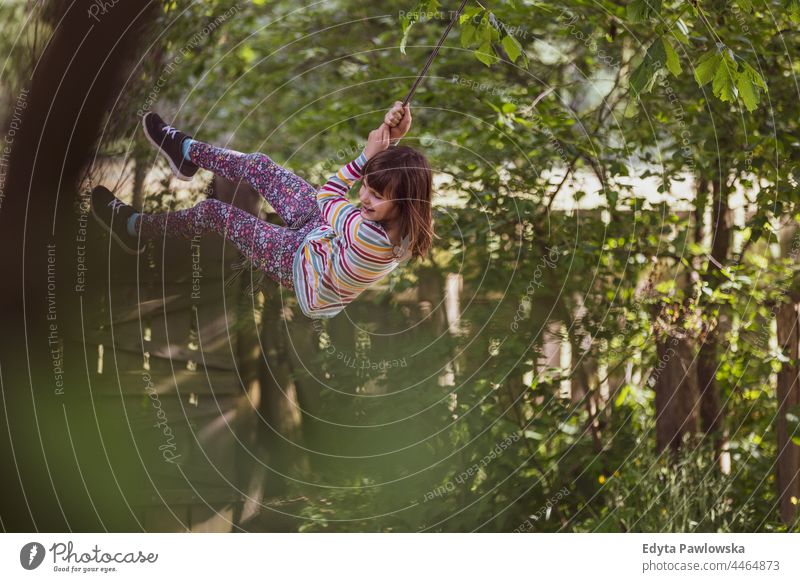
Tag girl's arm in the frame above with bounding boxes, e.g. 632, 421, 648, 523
315, 149, 370, 246
316, 103, 412, 243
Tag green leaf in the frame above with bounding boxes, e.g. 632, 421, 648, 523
559, 421, 579, 435
237, 45, 256, 65
629, 40, 666, 96
626, 0, 646, 22
502, 34, 523, 63
459, 5, 483, 25
787, 404, 800, 446
742, 61, 767, 89
629, 63, 653, 95
694, 51, 721, 87
662, 38, 681, 76
627, 0, 663, 22
734, 62, 768, 111
400, 25, 412, 54
735, 0, 753, 11
460, 23, 477, 48
399, 12, 417, 55
475, 40, 495, 66
614, 384, 630, 407
736, 70, 758, 111
400, 1, 441, 55
792, 0, 800, 24
712, 54, 738, 102
671, 27, 690, 46
480, 19, 494, 43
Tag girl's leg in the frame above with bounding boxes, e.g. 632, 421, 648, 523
186, 141, 318, 227
136, 198, 304, 288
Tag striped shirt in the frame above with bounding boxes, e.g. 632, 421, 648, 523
293, 150, 410, 318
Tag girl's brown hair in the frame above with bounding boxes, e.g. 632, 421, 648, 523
362, 145, 434, 260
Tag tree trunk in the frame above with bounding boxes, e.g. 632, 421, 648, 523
131, 156, 148, 210
697, 177, 728, 461
654, 331, 700, 454
0, 0, 156, 530
775, 301, 800, 525
257, 285, 305, 497
417, 264, 446, 336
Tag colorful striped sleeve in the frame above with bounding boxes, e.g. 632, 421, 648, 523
317, 150, 370, 246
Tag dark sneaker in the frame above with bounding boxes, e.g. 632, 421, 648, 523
90, 185, 146, 255
142, 112, 198, 181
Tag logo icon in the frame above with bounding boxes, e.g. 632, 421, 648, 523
20, 542, 46, 570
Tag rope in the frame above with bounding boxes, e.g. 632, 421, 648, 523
402, 0, 470, 106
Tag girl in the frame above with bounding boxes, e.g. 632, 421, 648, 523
91, 102, 434, 318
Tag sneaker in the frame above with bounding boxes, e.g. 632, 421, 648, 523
142, 112, 198, 181
90, 185, 146, 255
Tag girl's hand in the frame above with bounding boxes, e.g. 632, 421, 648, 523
384, 101, 412, 141
365, 123, 391, 159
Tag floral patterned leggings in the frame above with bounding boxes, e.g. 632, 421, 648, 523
137, 141, 325, 289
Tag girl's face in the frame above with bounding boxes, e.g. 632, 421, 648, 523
358, 179, 399, 223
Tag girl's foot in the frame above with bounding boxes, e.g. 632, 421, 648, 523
90, 186, 146, 255
142, 112, 199, 181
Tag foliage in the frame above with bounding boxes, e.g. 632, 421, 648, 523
11, 0, 793, 531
